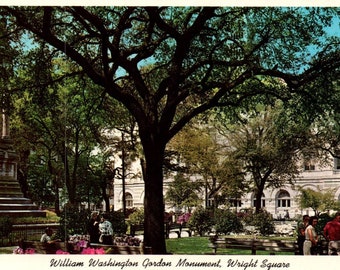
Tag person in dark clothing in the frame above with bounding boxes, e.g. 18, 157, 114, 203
297, 215, 309, 255
87, 211, 100, 243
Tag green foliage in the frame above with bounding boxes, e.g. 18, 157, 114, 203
106, 211, 127, 236
12, 210, 60, 224
243, 210, 275, 236
296, 187, 340, 216
315, 213, 332, 234
127, 208, 144, 225
165, 173, 202, 211
0, 217, 13, 238
3, 6, 339, 254
222, 103, 304, 213
57, 205, 90, 240
57, 206, 127, 239
214, 209, 243, 235
187, 207, 214, 236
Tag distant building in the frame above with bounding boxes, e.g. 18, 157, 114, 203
112, 156, 340, 219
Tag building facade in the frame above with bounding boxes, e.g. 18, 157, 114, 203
112, 156, 340, 219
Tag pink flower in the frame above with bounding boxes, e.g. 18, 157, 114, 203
81, 247, 96, 254
25, 248, 35, 254
77, 240, 88, 248
95, 248, 105, 254
13, 247, 24, 254
56, 249, 70, 254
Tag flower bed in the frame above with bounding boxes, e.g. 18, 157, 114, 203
13, 234, 143, 254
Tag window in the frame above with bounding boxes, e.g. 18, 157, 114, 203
277, 190, 291, 208
335, 158, 340, 170
125, 193, 133, 208
229, 199, 242, 207
304, 163, 315, 171
253, 194, 265, 207
207, 197, 214, 207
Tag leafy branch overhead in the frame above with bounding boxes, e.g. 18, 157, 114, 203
1, 7, 339, 254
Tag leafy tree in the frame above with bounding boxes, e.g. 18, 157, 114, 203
10, 51, 109, 211
165, 173, 202, 212
296, 187, 340, 216
168, 124, 245, 209
222, 103, 307, 213
2, 7, 339, 253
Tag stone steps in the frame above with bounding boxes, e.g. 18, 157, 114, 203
0, 197, 33, 204
0, 203, 39, 210
0, 210, 46, 217
0, 190, 25, 197
0, 197, 46, 218
0, 137, 46, 218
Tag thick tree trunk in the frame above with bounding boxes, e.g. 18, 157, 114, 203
142, 140, 167, 254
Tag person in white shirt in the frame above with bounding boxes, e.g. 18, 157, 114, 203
303, 216, 319, 255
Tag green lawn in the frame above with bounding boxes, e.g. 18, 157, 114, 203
0, 236, 295, 255
166, 236, 295, 255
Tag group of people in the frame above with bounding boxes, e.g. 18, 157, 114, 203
40, 211, 114, 253
297, 212, 340, 255
87, 212, 114, 245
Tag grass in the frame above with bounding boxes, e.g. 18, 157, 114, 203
166, 236, 296, 255
0, 236, 295, 255
11, 210, 60, 224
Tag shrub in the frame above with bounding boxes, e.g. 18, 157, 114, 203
57, 205, 89, 240
0, 217, 13, 238
316, 213, 332, 234
252, 210, 275, 236
187, 207, 214, 236
106, 211, 127, 236
128, 208, 144, 225
214, 209, 243, 235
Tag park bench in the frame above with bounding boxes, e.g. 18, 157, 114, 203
209, 237, 300, 255
164, 223, 193, 238
20, 240, 67, 254
130, 223, 193, 238
89, 243, 152, 254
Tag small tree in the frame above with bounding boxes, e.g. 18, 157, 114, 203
296, 187, 340, 216
165, 173, 202, 212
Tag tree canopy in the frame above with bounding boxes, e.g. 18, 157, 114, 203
1, 7, 339, 253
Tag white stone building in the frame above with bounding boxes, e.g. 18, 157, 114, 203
111, 155, 340, 219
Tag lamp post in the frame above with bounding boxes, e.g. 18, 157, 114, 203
121, 132, 127, 218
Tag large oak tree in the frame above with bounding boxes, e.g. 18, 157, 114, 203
1, 7, 339, 253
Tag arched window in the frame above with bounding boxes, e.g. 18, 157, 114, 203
125, 192, 133, 208
277, 190, 291, 208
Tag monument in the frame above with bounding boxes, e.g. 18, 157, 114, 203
0, 111, 46, 217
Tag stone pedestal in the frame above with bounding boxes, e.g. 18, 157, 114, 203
0, 138, 46, 218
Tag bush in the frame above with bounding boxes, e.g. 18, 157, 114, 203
127, 208, 144, 225
187, 207, 214, 236
57, 206, 127, 239
316, 213, 332, 234
214, 209, 243, 235
0, 217, 12, 238
106, 211, 127, 236
57, 205, 89, 240
252, 210, 275, 236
